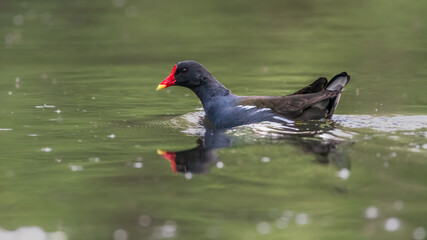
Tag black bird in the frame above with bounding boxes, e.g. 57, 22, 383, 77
157, 61, 350, 129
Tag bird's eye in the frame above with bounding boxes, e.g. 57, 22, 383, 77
181, 68, 188, 74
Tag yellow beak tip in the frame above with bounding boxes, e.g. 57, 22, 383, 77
157, 149, 166, 155
156, 84, 167, 91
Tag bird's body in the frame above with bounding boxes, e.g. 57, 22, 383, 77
157, 61, 350, 129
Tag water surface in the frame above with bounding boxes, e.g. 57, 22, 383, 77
0, 1, 426, 240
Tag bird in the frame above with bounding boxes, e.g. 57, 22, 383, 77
156, 60, 350, 129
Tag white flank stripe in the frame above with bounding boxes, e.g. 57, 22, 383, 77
255, 108, 271, 113
273, 116, 293, 123
236, 105, 257, 110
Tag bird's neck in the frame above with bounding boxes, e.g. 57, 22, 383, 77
191, 77, 231, 106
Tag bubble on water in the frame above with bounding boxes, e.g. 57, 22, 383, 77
139, 215, 152, 227
55, 158, 62, 163
0, 128, 12, 131
414, 227, 426, 240
365, 206, 379, 219
295, 213, 309, 225
41, 147, 52, 152
161, 220, 177, 238
15, 226, 46, 240
55, 109, 61, 114
376, 152, 381, 157
133, 162, 143, 168
261, 157, 270, 163
113, 229, 128, 240
0, 226, 67, 240
384, 217, 400, 231
275, 217, 289, 229
393, 200, 404, 211
391, 152, 397, 157
108, 134, 116, 139
13, 15, 25, 26
422, 143, 427, 149
383, 161, 389, 168
8, 91, 13, 95
216, 161, 224, 169
70, 165, 83, 172
256, 221, 270, 234
185, 172, 193, 180
337, 168, 350, 180
89, 157, 100, 163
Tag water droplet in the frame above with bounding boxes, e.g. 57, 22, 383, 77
256, 221, 270, 234
337, 168, 350, 180
70, 165, 83, 171
414, 227, 426, 240
365, 206, 379, 219
161, 220, 177, 238
133, 162, 143, 168
384, 217, 400, 231
113, 229, 128, 240
41, 147, 52, 152
185, 172, 193, 180
295, 213, 309, 225
216, 161, 224, 169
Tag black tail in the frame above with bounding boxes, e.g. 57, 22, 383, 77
325, 72, 350, 118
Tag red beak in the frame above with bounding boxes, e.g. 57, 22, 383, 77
156, 65, 177, 91
157, 150, 177, 173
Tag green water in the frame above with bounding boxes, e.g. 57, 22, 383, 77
1, 0, 426, 239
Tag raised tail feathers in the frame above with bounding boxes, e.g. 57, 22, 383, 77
326, 72, 350, 91
325, 72, 350, 118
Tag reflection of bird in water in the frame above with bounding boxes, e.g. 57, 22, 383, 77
157, 122, 352, 174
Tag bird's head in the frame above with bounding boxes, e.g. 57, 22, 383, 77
156, 60, 212, 91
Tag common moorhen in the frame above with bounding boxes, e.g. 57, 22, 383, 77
157, 61, 350, 128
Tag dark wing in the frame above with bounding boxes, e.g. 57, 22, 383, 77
291, 77, 328, 95
238, 90, 340, 120
238, 72, 350, 121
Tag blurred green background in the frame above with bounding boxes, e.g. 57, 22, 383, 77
0, 0, 426, 240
